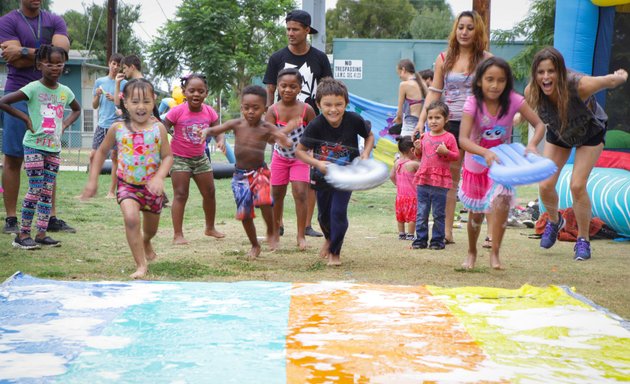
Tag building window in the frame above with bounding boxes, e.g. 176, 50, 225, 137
83, 109, 94, 132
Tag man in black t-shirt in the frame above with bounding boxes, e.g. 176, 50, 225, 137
263, 10, 332, 115
264, 10, 332, 237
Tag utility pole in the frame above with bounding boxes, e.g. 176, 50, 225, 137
107, 0, 118, 61
301, 0, 326, 52
473, 0, 491, 48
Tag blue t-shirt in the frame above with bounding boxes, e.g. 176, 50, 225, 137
93, 76, 126, 129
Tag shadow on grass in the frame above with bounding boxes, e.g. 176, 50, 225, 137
151, 260, 236, 278
35, 269, 69, 278
221, 259, 267, 272
453, 267, 489, 273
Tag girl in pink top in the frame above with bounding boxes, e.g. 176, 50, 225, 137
163, 74, 226, 244
390, 136, 419, 240
459, 57, 545, 270
411, 101, 459, 250
265, 68, 316, 250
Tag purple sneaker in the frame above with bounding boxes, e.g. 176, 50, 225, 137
540, 215, 565, 249
574, 237, 591, 261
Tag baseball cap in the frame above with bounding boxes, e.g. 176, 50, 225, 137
285, 10, 319, 34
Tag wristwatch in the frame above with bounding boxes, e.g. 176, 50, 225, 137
20, 47, 29, 57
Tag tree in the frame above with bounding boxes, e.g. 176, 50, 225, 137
492, 0, 555, 79
1, 0, 52, 16
409, 5, 453, 40
325, 0, 416, 46
148, 0, 294, 96
408, 0, 450, 13
63, 3, 144, 64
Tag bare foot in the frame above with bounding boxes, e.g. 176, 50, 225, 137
462, 252, 477, 270
319, 240, 331, 259
144, 241, 157, 261
105, 192, 116, 199
205, 228, 225, 238
172, 235, 189, 245
267, 235, 278, 251
247, 245, 261, 260
490, 254, 504, 270
297, 236, 307, 251
327, 254, 341, 266
130, 266, 148, 279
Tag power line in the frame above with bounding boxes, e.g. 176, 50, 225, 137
154, 0, 169, 20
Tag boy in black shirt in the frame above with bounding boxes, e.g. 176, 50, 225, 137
296, 78, 374, 266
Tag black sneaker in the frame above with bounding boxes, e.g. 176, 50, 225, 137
429, 244, 445, 250
412, 242, 427, 249
35, 236, 61, 247
398, 233, 406, 240
405, 233, 415, 241
47, 217, 76, 233
3, 216, 19, 234
12, 236, 41, 250
305, 226, 323, 237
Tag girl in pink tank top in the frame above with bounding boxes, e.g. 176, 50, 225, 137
390, 136, 419, 240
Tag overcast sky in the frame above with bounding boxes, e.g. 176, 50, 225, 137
49, 0, 532, 42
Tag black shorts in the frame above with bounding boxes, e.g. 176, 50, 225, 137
447, 120, 461, 148
546, 128, 606, 149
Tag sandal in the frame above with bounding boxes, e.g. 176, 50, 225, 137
445, 239, 456, 245
482, 237, 492, 249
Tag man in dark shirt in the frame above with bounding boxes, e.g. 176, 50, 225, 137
263, 10, 332, 115
263, 10, 332, 237
0, 0, 75, 233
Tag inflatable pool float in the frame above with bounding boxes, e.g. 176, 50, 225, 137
325, 158, 389, 191
472, 143, 558, 186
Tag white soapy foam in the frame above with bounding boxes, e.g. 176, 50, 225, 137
290, 281, 358, 296
311, 363, 335, 371
483, 306, 630, 338
7, 282, 177, 310
97, 370, 121, 380
0, 352, 67, 379
84, 335, 132, 349
512, 335, 601, 350
351, 312, 447, 325
292, 331, 369, 347
2, 317, 103, 344
353, 290, 420, 309
405, 341, 429, 349
289, 351, 348, 361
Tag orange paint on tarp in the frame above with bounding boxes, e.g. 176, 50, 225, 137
286, 283, 507, 383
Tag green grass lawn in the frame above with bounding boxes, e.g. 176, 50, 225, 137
1, 165, 629, 319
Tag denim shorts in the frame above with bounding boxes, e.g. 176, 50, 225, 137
1, 97, 28, 157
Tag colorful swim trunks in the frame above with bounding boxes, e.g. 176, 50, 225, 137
231, 165, 273, 220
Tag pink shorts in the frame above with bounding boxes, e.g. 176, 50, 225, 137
270, 150, 310, 186
117, 179, 165, 214
395, 195, 417, 223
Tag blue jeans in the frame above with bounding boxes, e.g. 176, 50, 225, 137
413, 185, 448, 247
316, 189, 352, 256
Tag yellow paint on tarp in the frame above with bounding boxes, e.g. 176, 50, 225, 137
286, 282, 509, 383
428, 285, 630, 383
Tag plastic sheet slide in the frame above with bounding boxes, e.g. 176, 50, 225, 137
1, 273, 628, 383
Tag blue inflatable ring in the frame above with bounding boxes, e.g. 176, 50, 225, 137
472, 143, 558, 186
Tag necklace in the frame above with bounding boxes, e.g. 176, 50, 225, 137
17, 9, 42, 48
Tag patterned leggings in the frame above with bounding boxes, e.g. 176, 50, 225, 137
21, 147, 60, 235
